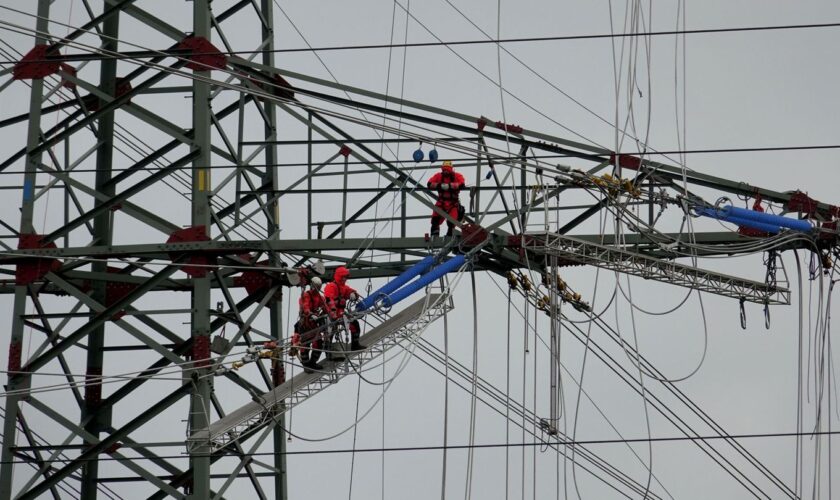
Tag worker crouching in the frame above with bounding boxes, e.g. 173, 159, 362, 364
427, 160, 466, 237
324, 266, 365, 352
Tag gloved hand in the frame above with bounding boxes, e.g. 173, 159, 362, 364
450, 182, 460, 190
350, 292, 360, 301
440, 183, 450, 190
309, 314, 319, 322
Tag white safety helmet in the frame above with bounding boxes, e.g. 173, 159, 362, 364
309, 276, 322, 290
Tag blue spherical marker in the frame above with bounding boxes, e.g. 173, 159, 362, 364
428, 149, 439, 162
412, 148, 424, 162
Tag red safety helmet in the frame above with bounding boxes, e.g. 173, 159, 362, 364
334, 266, 350, 284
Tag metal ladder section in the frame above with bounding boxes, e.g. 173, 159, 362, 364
526, 231, 790, 305
190, 293, 453, 453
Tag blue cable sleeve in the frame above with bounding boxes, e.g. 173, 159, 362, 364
356, 255, 437, 311
381, 254, 466, 308
696, 207, 782, 234
720, 205, 812, 233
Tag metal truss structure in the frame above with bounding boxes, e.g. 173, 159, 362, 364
524, 232, 791, 305
194, 292, 453, 453
0, 1, 837, 499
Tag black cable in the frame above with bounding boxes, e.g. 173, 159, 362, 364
2, 144, 838, 176
3, 21, 840, 64
8, 430, 840, 465
581, 314, 797, 498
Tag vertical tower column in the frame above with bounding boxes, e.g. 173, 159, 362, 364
189, 0, 213, 497
0, 1, 51, 497
80, 7, 120, 498
260, 1, 289, 497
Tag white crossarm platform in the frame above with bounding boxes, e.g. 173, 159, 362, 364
525, 232, 790, 305
190, 293, 452, 452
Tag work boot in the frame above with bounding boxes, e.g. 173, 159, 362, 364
303, 350, 323, 373
350, 339, 366, 352
303, 360, 323, 373
430, 226, 440, 237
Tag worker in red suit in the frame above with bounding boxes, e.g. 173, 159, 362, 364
324, 266, 365, 352
292, 277, 327, 371
427, 160, 466, 237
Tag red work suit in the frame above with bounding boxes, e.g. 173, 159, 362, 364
294, 288, 326, 357
427, 166, 466, 236
323, 267, 361, 340
298, 288, 325, 331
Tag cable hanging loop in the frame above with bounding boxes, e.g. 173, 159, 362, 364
763, 301, 771, 330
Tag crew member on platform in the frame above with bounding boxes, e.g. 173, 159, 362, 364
293, 277, 327, 371
427, 160, 466, 237
298, 276, 327, 370
324, 266, 364, 352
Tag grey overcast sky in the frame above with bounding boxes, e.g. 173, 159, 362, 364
1, 1, 839, 499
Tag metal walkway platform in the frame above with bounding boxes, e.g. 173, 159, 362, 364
525, 232, 790, 305
191, 293, 452, 452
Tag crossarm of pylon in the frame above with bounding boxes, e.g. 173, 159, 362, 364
525, 232, 790, 305
190, 293, 453, 452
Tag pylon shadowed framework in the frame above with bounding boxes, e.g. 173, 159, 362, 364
0, 2, 838, 499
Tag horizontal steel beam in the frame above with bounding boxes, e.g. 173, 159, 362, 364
0, 232, 754, 259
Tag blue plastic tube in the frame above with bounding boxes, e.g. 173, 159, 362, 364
380, 254, 466, 308
720, 205, 812, 233
696, 207, 782, 234
356, 255, 437, 312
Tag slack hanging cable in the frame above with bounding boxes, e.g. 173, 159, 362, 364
505, 286, 512, 498
622, 271, 655, 499
464, 270, 479, 500
532, 298, 538, 500
348, 376, 362, 500
571, 207, 610, 500
794, 251, 804, 497
522, 289, 528, 500
440, 277, 450, 500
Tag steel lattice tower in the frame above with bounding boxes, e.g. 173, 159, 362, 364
0, 2, 837, 499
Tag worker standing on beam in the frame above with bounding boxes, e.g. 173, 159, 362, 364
293, 276, 326, 372
324, 266, 365, 352
427, 160, 466, 237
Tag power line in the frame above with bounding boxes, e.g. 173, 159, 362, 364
2, 21, 839, 64
7, 429, 840, 466
1, 144, 838, 176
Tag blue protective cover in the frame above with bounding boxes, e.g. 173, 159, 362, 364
696, 207, 781, 234
380, 254, 466, 308
356, 255, 437, 312
721, 205, 812, 233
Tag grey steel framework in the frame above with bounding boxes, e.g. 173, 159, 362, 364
0, 1, 836, 499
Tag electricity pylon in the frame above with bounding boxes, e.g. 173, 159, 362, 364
0, 2, 835, 498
